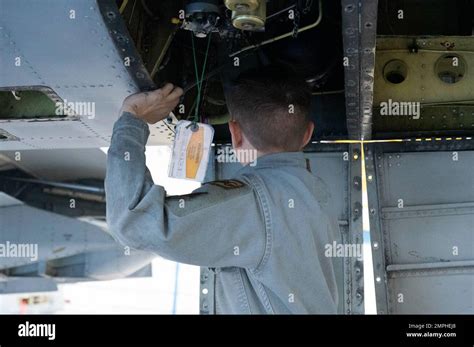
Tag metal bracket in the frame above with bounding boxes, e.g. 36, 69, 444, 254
347, 143, 364, 313
341, 0, 378, 140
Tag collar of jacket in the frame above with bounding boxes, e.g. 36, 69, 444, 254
237, 151, 307, 174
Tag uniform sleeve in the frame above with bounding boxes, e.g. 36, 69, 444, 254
105, 112, 266, 268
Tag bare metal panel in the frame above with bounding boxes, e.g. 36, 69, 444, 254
388, 269, 474, 314
0, 0, 172, 150
379, 151, 474, 206
366, 141, 474, 314
384, 209, 474, 264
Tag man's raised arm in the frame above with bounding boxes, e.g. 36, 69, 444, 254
105, 85, 266, 268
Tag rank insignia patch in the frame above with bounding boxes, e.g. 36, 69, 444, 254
208, 179, 246, 190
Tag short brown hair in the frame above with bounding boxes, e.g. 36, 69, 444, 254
225, 66, 312, 152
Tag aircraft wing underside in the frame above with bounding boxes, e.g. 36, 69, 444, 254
0, 0, 174, 151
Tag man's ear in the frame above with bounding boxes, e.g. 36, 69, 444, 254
301, 121, 315, 149
228, 120, 243, 149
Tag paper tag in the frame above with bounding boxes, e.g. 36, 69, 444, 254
168, 120, 214, 182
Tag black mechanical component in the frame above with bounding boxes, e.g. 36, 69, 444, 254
183, 0, 221, 37
120, 0, 347, 141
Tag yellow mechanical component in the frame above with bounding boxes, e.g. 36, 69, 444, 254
232, 14, 265, 31
224, 0, 260, 11
228, 0, 266, 31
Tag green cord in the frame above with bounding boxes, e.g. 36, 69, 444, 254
191, 33, 201, 97
190, 32, 212, 122
200, 34, 212, 90
191, 33, 201, 122
186, 98, 197, 120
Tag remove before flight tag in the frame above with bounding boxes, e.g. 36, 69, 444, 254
168, 120, 214, 182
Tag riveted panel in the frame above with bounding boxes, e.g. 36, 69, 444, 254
365, 140, 474, 313
0, 0, 172, 150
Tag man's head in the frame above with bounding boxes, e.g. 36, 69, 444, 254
226, 66, 314, 160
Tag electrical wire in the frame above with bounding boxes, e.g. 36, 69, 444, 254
229, 0, 323, 57
312, 89, 345, 95
266, 4, 296, 20
199, 76, 210, 123
151, 27, 179, 78
128, 0, 137, 25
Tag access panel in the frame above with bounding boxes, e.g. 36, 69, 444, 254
365, 140, 474, 314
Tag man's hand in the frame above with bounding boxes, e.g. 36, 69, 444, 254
121, 83, 184, 124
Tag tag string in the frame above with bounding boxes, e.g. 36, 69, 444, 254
191, 32, 212, 123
